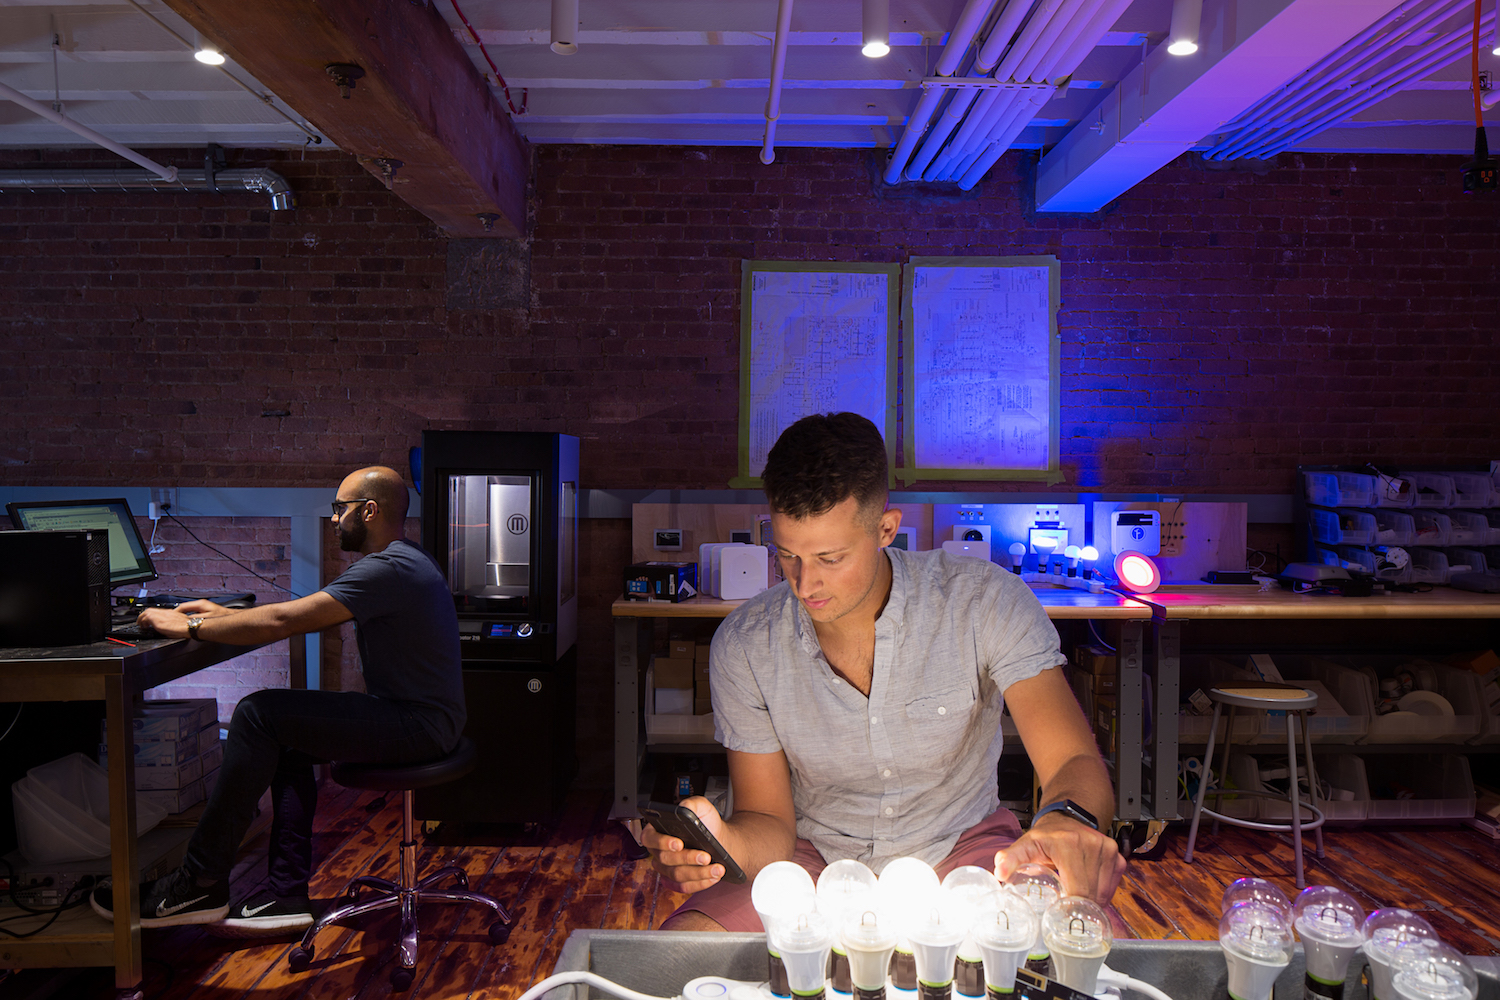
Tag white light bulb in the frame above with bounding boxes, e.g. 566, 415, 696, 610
941, 868, 1002, 999
1080, 546, 1098, 579
1064, 545, 1081, 576
1363, 909, 1439, 1000
820, 860, 878, 996
194, 47, 226, 65
1041, 897, 1112, 996
1220, 902, 1294, 1000
1033, 536, 1058, 555
908, 888, 966, 997
755, 861, 820, 994
843, 908, 900, 996
1292, 886, 1365, 998
1008, 542, 1026, 572
972, 888, 1037, 995
1390, 940, 1477, 1000
771, 910, 836, 998
1221, 877, 1291, 917
1004, 864, 1059, 962
878, 858, 941, 992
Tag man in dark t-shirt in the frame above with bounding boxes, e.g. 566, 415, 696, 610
90, 466, 464, 936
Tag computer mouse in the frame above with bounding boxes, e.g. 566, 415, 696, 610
221, 597, 255, 609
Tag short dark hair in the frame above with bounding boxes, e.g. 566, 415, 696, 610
762, 412, 888, 524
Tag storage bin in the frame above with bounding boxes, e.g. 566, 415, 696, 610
1447, 511, 1491, 547
1407, 548, 1451, 584
1179, 753, 1259, 820
1482, 512, 1500, 545
1443, 548, 1489, 576
1449, 472, 1497, 508
1370, 509, 1416, 546
1256, 750, 1370, 827
1336, 546, 1406, 582
1288, 659, 1370, 743
1310, 508, 1377, 546
1411, 512, 1452, 548
1407, 473, 1457, 508
1304, 472, 1377, 509
642, 663, 717, 743
11, 753, 168, 864
1358, 661, 1481, 744
1362, 753, 1474, 822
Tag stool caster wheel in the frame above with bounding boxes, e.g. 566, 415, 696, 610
287, 946, 312, 972
345, 885, 361, 903
392, 967, 415, 991
489, 921, 511, 945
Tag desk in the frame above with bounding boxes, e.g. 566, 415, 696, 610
0, 635, 278, 1000
611, 588, 1167, 831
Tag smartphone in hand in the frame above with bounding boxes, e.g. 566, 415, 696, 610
640, 801, 748, 884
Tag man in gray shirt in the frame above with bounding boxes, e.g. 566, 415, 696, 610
644, 414, 1124, 931
91, 466, 464, 936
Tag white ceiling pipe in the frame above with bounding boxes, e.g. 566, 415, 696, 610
1046, 0, 1138, 78
974, 0, 1046, 67
897, 0, 1035, 180
924, 88, 1018, 179
0, 79, 177, 182
883, 0, 1003, 183
1012, 0, 1104, 82
550, 0, 579, 55
1028, 0, 1113, 81
952, 93, 1035, 178
759, 0, 795, 165
958, 88, 1053, 187
993, 0, 1077, 82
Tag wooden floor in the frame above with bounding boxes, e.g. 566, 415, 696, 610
14, 785, 1500, 999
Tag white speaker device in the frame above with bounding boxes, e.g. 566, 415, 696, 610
699, 542, 745, 597
952, 524, 992, 544
720, 545, 770, 600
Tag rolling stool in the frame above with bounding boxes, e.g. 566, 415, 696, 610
1183, 684, 1326, 889
287, 737, 511, 990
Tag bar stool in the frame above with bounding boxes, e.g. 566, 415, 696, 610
1183, 684, 1326, 888
287, 737, 511, 991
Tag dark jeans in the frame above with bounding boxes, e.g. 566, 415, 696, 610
183, 688, 448, 898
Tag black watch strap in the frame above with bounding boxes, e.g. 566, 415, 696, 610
1033, 798, 1100, 831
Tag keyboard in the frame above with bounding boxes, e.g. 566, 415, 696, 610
108, 620, 157, 640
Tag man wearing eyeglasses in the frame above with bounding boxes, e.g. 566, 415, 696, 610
91, 466, 464, 938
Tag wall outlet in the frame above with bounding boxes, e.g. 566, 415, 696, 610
958, 505, 985, 522
1032, 505, 1062, 525
150, 487, 178, 513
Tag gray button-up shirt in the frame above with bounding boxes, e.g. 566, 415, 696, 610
711, 546, 1063, 873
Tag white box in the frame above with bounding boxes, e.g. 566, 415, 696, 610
654, 688, 693, 715
199, 739, 224, 774
139, 779, 205, 814
134, 754, 203, 790
720, 545, 769, 600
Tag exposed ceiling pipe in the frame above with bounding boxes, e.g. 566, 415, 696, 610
881, 0, 1005, 183
0, 168, 296, 210
0, 79, 178, 182
1207, 0, 1480, 159
901, 0, 1039, 180
1030, 0, 1115, 80
1047, 0, 1137, 75
956, 88, 1053, 187
759, 0, 796, 165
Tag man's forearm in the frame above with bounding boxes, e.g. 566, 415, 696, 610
718, 809, 799, 881
1037, 752, 1116, 826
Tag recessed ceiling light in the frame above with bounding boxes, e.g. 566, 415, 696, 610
194, 47, 225, 66
862, 0, 889, 58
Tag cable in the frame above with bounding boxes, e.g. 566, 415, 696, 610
0, 857, 96, 938
0, 703, 22, 744
515, 971, 676, 1000
1097, 964, 1178, 1000
163, 510, 305, 598
1087, 617, 1116, 653
448, 0, 528, 116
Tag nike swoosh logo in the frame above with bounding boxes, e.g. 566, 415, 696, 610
157, 893, 209, 916
241, 901, 275, 917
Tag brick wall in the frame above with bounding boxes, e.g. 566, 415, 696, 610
4, 143, 1498, 785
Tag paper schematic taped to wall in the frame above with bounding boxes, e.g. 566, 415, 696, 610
739, 263, 898, 482
904, 257, 1060, 481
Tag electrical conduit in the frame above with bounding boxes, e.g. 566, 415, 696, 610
760, 0, 795, 165
0, 79, 177, 182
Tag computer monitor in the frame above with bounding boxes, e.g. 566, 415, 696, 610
6, 498, 158, 588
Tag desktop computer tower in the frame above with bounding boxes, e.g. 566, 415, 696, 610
414, 431, 580, 824
0, 530, 110, 646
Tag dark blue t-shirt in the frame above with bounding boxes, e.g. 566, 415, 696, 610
321, 539, 465, 749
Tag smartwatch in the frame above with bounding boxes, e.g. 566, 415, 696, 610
187, 617, 204, 640
1033, 798, 1100, 831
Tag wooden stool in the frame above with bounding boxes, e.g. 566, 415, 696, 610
1183, 684, 1326, 889
286, 737, 511, 991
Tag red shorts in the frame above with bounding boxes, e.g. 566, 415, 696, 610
664, 807, 1025, 932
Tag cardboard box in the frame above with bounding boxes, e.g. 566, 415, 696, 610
669, 640, 696, 659
134, 754, 203, 790
196, 723, 222, 757
694, 645, 711, 664
1093, 696, 1117, 755
98, 738, 196, 769
694, 698, 713, 715
1073, 646, 1116, 676
654, 656, 694, 689
200, 740, 223, 774
140, 778, 205, 814
623, 562, 698, 602
695, 663, 711, 699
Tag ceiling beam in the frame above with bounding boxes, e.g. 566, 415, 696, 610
1035, 0, 1404, 213
159, 0, 528, 237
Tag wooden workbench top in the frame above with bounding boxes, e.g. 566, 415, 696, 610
612, 587, 1154, 620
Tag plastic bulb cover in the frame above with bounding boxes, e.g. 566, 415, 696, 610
1363, 909, 1439, 964
908, 895, 966, 986
1222, 877, 1291, 917
1293, 886, 1365, 946
754, 861, 818, 941
1005, 863, 1060, 914
973, 894, 1038, 993
1042, 897, 1113, 958
1219, 902, 1294, 964
1390, 941, 1477, 1000
942, 866, 1002, 923
772, 910, 836, 995
843, 909, 899, 991
819, 859, 878, 924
